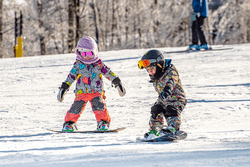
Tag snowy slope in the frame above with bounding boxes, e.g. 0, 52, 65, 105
1, 44, 250, 167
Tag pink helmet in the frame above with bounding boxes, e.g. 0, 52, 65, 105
75, 36, 99, 64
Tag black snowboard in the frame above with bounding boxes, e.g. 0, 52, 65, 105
140, 130, 187, 142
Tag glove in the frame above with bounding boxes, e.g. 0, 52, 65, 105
191, 12, 197, 21
57, 82, 70, 102
112, 77, 126, 97
112, 77, 121, 88
159, 86, 172, 100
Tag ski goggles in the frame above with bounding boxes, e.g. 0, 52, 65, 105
138, 59, 157, 69
78, 49, 94, 58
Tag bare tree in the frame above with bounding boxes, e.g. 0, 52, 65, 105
68, 0, 75, 53
0, 0, 3, 58
37, 0, 46, 55
90, 0, 102, 50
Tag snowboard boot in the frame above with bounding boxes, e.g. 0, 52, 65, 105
62, 121, 78, 132
97, 120, 110, 131
160, 126, 176, 135
144, 127, 161, 139
189, 44, 200, 50
145, 114, 164, 139
149, 114, 164, 130
200, 44, 209, 50
162, 116, 181, 135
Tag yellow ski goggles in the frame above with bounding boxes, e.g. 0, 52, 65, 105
138, 59, 157, 69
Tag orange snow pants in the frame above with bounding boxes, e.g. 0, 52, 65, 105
64, 92, 111, 123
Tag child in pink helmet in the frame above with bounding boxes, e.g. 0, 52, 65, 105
57, 36, 126, 131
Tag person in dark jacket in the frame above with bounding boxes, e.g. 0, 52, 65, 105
189, 0, 209, 50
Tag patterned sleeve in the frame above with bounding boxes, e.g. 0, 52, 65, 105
163, 69, 179, 93
93, 60, 117, 81
64, 61, 80, 86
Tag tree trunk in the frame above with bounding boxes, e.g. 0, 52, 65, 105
75, 0, 80, 46
57, 0, 65, 54
68, 0, 75, 53
91, 0, 101, 51
125, 0, 128, 47
111, 0, 115, 47
93, 0, 100, 47
0, 0, 3, 58
38, 0, 46, 55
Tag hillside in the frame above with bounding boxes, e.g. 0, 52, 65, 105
1, 44, 250, 166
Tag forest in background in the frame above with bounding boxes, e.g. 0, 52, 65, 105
0, 0, 250, 58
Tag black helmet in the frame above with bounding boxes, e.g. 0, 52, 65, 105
138, 49, 165, 69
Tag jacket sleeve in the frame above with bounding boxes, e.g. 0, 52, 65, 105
64, 61, 80, 86
192, 0, 201, 13
161, 69, 179, 96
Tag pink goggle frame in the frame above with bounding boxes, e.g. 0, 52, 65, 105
78, 48, 94, 58
81, 51, 94, 58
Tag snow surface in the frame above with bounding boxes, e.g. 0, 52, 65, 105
1, 44, 250, 167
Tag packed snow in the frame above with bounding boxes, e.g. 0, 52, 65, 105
1, 44, 250, 166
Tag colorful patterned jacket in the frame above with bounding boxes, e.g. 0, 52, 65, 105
153, 60, 187, 111
64, 59, 117, 95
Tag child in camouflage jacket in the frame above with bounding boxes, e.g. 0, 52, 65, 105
138, 49, 187, 139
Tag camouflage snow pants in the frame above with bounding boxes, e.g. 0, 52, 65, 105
149, 103, 185, 131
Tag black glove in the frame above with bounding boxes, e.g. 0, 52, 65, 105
159, 86, 172, 100
60, 82, 69, 90
112, 77, 121, 88
112, 77, 126, 97
57, 82, 70, 102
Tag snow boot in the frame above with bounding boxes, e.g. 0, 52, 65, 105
200, 44, 209, 50
160, 126, 177, 135
97, 120, 110, 131
62, 121, 78, 132
144, 127, 162, 140
189, 44, 200, 50
145, 114, 164, 139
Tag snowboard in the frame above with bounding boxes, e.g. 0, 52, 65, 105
139, 130, 187, 142
164, 47, 233, 54
47, 127, 126, 133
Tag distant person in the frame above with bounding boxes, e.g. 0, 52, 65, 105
189, 0, 209, 50
138, 49, 187, 140
57, 36, 125, 132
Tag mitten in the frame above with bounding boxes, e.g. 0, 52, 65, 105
112, 77, 126, 97
112, 77, 121, 87
191, 12, 197, 21
57, 82, 70, 102
159, 86, 172, 100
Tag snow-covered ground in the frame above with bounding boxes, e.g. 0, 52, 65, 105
1, 44, 250, 166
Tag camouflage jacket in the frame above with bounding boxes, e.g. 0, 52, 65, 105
153, 62, 187, 111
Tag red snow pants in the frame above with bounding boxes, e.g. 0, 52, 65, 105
64, 92, 111, 123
